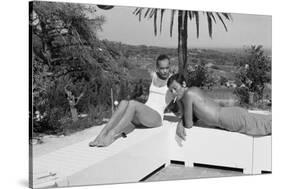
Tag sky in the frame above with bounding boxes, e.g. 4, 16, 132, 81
95, 5, 272, 49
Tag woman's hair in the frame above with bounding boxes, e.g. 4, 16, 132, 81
167, 73, 186, 87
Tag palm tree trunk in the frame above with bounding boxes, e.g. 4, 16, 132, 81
183, 11, 188, 75
177, 11, 188, 76
178, 10, 183, 74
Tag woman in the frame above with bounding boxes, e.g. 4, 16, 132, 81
167, 74, 272, 140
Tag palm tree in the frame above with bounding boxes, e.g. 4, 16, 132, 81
98, 6, 232, 76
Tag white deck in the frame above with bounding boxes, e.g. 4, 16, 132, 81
32, 121, 171, 188
31, 112, 271, 188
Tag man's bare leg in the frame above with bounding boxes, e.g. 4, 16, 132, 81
93, 100, 162, 147
89, 100, 129, 146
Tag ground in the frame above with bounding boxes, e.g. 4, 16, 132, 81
145, 164, 244, 181
32, 124, 103, 158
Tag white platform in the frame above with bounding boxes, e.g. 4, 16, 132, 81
167, 123, 271, 174
32, 122, 171, 188
32, 112, 271, 188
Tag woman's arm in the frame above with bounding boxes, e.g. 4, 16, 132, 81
182, 91, 194, 128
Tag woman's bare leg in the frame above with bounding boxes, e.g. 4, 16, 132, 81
93, 100, 162, 147
89, 100, 129, 146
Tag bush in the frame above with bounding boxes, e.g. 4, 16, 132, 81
185, 63, 214, 89
219, 76, 228, 86
234, 45, 271, 105
233, 86, 250, 107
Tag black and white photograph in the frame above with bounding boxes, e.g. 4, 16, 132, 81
29, 1, 272, 188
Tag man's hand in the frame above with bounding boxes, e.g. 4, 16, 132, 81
176, 121, 186, 141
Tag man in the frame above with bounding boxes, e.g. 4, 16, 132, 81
167, 73, 272, 140
89, 54, 172, 147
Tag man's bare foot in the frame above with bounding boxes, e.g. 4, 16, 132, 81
88, 129, 108, 147
89, 134, 103, 147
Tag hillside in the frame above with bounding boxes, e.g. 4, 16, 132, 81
102, 40, 245, 83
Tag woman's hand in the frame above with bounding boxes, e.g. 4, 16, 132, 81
176, 121, 186, 141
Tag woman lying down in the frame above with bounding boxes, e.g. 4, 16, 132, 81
167, 73, 272, 141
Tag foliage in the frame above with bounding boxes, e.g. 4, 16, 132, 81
31, 1, 128, 135
219, 76, 228, 86
234, 45, 271, 105
185, 63, 215, 89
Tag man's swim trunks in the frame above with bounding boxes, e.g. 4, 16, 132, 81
218, 107, 271, 136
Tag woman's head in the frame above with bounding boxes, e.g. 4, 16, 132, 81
167, 73, 187, 99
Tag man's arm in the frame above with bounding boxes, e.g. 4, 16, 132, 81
176, 100, 184, 118
176, 118, 186, 140
182, 92, 194, 128
171, 100, 187, 141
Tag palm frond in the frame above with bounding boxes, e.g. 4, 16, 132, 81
170, 9, 176, 37
160, 9, 165, 34
144, 8, 151, 18
137, 8, 143, 22
206, 12, 213, 38
149, 9, 156, 18
222, 13, 232, 21
132, 8, 139, 15
216, 13, 228, 31
208, 12, 217, 23
154, 9, 158, 36
132, 8, 232, 39
188, 11, 193, 20
193, 12, 199, 38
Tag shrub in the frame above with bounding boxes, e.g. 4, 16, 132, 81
233, 86, 250, 107
234, 45, 271, 105
185, 63, 214, 89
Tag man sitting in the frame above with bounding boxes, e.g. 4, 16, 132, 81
89, 54, 173, 147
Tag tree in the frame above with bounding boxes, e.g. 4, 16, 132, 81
133, 9, 232, 77
131, 79, 145, 102
64, 83, 85, 122
117, 79, 131, 102
234, 45, 271, 105
97, 6, 232, 77
31, 2, 128, 134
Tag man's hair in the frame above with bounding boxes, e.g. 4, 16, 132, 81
156, 54, 170, 67
167, 73, 186, 87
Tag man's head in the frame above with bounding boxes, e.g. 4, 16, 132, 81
167, 73, 187, 100
156, 54, 170, 80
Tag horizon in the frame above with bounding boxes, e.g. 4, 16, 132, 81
102, 39, 272, 52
